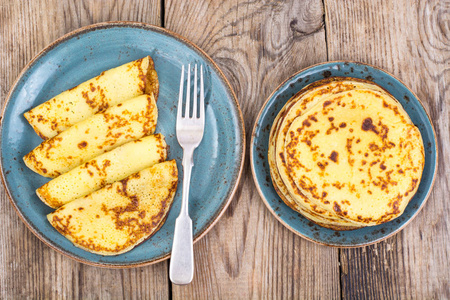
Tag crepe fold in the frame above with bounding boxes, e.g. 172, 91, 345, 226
23, 94, 157, 178
268, 77, 424, 230
24, 56, 159, 140
37, 134, 167, 209
47, 160, 178, 256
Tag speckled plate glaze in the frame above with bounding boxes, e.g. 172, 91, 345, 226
251, 62, 437, 247
0, 22, 245, 267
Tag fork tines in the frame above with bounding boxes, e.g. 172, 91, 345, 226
177, 64, 204, 121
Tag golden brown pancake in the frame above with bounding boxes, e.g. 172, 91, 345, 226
24, 56, 159, 140
23, 94, 157, 178
47, 160, 178, 256
268, 77, 424, 229
269, 78, 387, 228
37, 134, 167, 209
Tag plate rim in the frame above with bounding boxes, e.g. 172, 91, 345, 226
250, 60, 438, 248
0, 21, 246, 268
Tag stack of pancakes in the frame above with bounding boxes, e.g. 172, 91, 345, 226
268, 77, 424, 230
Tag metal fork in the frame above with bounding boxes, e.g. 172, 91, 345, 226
169, 64, 205, 285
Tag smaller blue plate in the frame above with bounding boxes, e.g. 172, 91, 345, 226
250, 62, 438, 247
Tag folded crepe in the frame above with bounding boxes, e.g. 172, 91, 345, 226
23, 94, 157, 178
47, 160, 178, 256
24, 56, 159, 139
37, 134, 167, 209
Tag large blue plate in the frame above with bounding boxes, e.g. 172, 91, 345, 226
251, 62, 437, 247
1, 22, 245, 267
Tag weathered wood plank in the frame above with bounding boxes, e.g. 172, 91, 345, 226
0, 1, 167, 299
166, 0, 341, 298
325, 0, 450, 298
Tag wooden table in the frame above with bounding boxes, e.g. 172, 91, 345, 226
1, 0, 448, 298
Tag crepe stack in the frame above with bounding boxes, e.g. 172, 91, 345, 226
23, 57, 179, 255
268, 77, 424, 230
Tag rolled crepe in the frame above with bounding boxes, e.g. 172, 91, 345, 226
23, 94, 157, 178
24, 56, 159, 139
47, 160, 178, 256
36, 134, 167, 209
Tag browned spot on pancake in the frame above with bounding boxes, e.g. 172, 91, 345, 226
349, 128, 354, 133
78, 207, 84, 211
279, 152, 286, 164
323, 100, 332, 108
322, 191, 327, 198
407, 179, 418, 193
302, 119, 311, 127
333, 202, 342, 213
339, 122, 347, 128
317, 162, 328, 170
37, 131, 47, 139
324, 201, 330, 204
78, 141, 88, 149
364, 153, 369, 157
326, 122, 339, 135
329, 151, 338, 163
50, 214, 72, 235
328, 117, 334, 122
380, 162, 387, 170
332, 182, 344, 189
361, 117, 379, 134
346, 138, 354, 154
398, 169, 404, 174
370, 160, 379, 166
369, 143, 380, 152
378, 121, 390, 140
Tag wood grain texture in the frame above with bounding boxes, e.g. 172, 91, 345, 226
166, 0, 340, 298
325, 0, 450, 298
1, 0, 449, 298
0, 1, 168, 299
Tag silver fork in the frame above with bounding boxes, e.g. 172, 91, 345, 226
169, 64, 205, 285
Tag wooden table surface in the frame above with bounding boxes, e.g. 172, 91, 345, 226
1, 0, 448, 298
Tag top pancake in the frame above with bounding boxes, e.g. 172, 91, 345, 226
269, 78, 388, 228
24, 56, 159, 140
269, 77, 424, 229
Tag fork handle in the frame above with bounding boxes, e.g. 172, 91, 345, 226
180, 147, 194, 216
169, 214, 193, 285
170, 147, 194, 285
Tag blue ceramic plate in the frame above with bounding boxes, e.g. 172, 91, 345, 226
251, 62, 437, 247
1, 22, 245, 267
